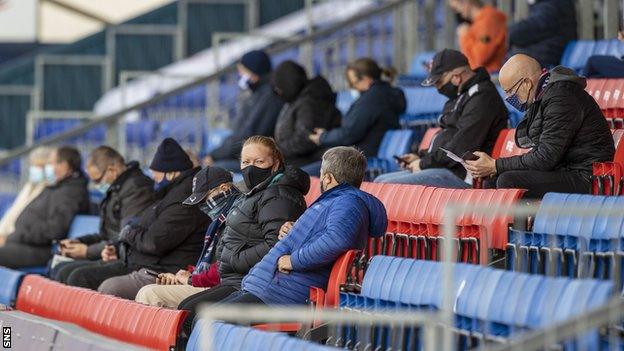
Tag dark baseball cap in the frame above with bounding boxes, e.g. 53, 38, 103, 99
421, 49, 469, 87
183, 166, 233, 205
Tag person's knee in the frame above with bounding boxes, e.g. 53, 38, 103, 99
135, 284, 164, 307
97, 276, 121, 295
496, 171, 522, 189
65, 267, 89, 287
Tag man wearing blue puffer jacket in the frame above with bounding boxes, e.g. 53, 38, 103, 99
221, 146, 388, 305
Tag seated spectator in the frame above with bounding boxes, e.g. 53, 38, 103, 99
466, 54, 615, 198
375, 49, 507, 188
220, 146, 387, 306
65, 138, 210, 299
135, 166, 238, 308
176, 135, 309, 338
204, 50, 284, 171
0, 147, 54, 237
0, 146, 89, 268
51, 146, 154, 283
308, 58, 405, 174
451, 0, 507, 72
508, 0, 576, 68
272, 60, 341, 167
582, 31, 624, 78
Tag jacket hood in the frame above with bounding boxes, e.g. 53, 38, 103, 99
369, 81, 407, 114
549, 65, 586, 88
273, 166, 311, 195
271, 60, 308, 103
299, 76, 337, 104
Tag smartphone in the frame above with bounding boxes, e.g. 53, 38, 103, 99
144, 269, 159, 277
461, 151, 479, 161
393, 155, 408, 164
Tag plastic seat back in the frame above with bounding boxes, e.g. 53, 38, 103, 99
418, 127, 441, 152
68, 215, 101, 239
0, 267, 25, 307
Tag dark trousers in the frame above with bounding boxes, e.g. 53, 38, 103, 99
177, 284, 239, 337
0, 243, 51, 268
582, 55, 624, 78
51, 259, 100, 283
485, 170, 591, 199
65, 260, 130, 290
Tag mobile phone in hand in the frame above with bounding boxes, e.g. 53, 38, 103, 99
144, 269, 159, 277
461, 151, 479, 161
393, 155, 407, 164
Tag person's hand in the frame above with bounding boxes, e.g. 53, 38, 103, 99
456, 23, 470, 38
407, 159, 421, 173
278, 221, 293, 240
101, 245, 118, 262
465, 151, 497, 178
61, 242, 88, 259
618, 31, 624, 42
401, 153, 419, 164
308, 128, 326, 145
277, 255, 292, 274
156, 273, 177, 285
175, 269, 192, 285
202, 155, 214, 166
0, 236, 7, 247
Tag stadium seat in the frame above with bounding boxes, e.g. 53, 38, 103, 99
0, 192, 16, 218
418, 127, 441, 152
562, 39, 624, 73
202, 127, 233, 155
592, 129, 624, 195
125, 119, 159, 147
400, 87, 447, 126
305, 177, 322, 206
367, 129, 416, 178
0, 267, 25, 307
15, 275, 187, 350
336, 90, 356, 115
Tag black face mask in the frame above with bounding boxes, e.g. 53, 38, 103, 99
437, 81, 458, 99
242, 165, 273, 190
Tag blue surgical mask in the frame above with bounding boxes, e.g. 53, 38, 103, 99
29, 166, 45, 183
505, 93, 528, 112
44, 164, 56, 183
154, 177, 170, 191
95, 182, 111, 194
238, 74, 251, 90
349, 89, 361, 100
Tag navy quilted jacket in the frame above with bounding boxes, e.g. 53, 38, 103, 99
241, 183, 387, 305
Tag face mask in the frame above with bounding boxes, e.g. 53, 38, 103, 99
29, 166, 45, 183
242, 165, 273, 190
200, 189, 233, 220
154, 176, 170, 191
505, 93, 528, 112
349, 89, 361, 100
95, 182, 111, 194
238, 74, 251, 90
437, 81, 458, 99
44, 164, 56, 183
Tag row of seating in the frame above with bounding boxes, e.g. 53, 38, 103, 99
188, 321, 336, 351
366, 129, 416, 178
561, 39, 624, 73
507, 193, 624, 281
332, 256, 614, 351
593, 129, 624, 195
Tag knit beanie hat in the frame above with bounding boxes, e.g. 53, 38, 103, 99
150, 138, 193, 172
240, 50, 272, 76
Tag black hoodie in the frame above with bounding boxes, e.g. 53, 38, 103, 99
217, 166, 309, 288
320, 80, 406, 157
273, 76, 342, 166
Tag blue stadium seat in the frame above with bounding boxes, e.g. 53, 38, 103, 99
561, 39, 624, 72
367, 129, 415, 178
400, 87, 447, 126
160, 117, 206, 145
0, 192, 16, 218
125, 120, 159, 147
202, 127, 233, 155
0, 266, 25, 307
335, 90, 356, 115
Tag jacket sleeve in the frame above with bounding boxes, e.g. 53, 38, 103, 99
119, 182, 153, 223
508, 4, 557, 47
420, 94, 496, 170
290, 196, 368, 271
279, 102, 326, 157
252, 95, 284, 137
459, 18, 506, 68
229, 194, 305, 274
86, 241, 106, 260
496, 94, 582, 173
127, 203, 208, 256
320, 100, 376, 147
17, 185, 85, 246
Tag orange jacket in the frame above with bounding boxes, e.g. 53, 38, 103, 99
459, 6, 507, 73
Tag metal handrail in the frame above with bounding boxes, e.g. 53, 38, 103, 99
0, 0, 407, 166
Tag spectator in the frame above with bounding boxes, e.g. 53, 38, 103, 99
450, 0, 507, 72
51, 146, 154, 283
176, 135, 309, 337
135, 166, 238, 308
582, 31, 624, 78
309, 58, 405, 158
466, 54, 615, 198
508, 0, 577, 68
375, 49, 507, 188
272, 61, 341, 167
204, 50, 284, 171
65, 138, 210, 299
221, 146, 387, 306
0, 147, 54, 237
0, 146, 89, 268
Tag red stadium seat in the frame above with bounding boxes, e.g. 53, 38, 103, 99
418, 127, 441, 152
592, 129, 624, 195
305, 177, 321, 206
15, 275, 187, 350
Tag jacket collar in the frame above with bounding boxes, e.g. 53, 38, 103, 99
106, 161, 140, 194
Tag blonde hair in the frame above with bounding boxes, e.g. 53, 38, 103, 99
242, 135, 284, 166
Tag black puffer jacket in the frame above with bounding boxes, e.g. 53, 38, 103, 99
320, 80, 405, 157
418, 68, 508, 179
274, 76, 341, 166
123, 167, 211, 273
508, 0, 577, 68
496, 66, 615, 179
78, 162, 154, 260
8, 172, 89, 246
217, 166, 309, 288
210, 77, 284, 160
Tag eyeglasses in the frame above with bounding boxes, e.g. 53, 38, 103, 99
504, 77, 526, 96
